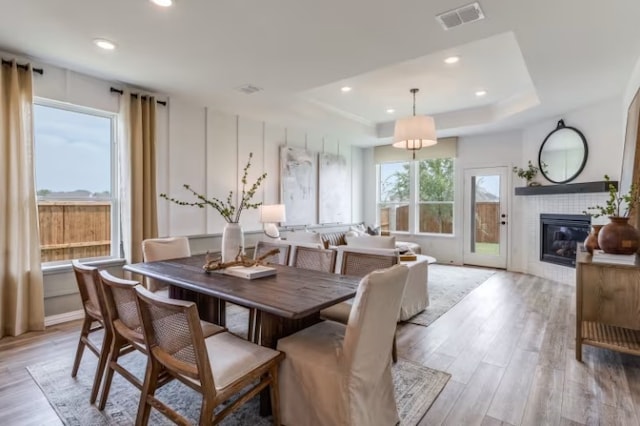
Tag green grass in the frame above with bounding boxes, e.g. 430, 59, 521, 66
475, 242, 500, 255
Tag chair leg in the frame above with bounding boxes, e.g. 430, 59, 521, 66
269, 364, 281, 426
98, 335, 124, 410
71, 317, 92, 377
136, 358, 161, 426
199, 397, 216, 426
90, 328, 112, 404
392, 334, 398, 364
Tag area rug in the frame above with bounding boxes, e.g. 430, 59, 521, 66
406, 264, 496, 327
28, 352, 450, 425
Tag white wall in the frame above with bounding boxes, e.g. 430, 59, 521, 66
362, 97, 624, 284
24, 60, 365, 317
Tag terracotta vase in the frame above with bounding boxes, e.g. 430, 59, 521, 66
583, 224, 603, 254
597, 217, 640, 255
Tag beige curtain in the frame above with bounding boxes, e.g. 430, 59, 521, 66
0, 62, 45, 338
119, 91, 158, 265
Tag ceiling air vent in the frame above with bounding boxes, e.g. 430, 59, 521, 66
436, 2, 485, 31
236, 84, 262, 95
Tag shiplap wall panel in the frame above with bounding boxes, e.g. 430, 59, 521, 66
167, 99, 207, 236
206, 110, 238, 234
238, 116, 264, 231
264, 123, 286, 205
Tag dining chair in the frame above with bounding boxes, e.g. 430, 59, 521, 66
71, 260, 111, 404
254, 240, 291, 265
134, 286, 285, 425
141, 236, 191, 294
320, 248, 401, 361
291, 246, 337, 273
247, 240, 292, 342
98, 271, 227, 412
277, 264, 409, 426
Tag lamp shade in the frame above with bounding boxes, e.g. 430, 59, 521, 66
260, 204, 286, 223
392, 115, 437, 149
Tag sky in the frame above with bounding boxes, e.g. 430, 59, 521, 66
34, 104, 112, 194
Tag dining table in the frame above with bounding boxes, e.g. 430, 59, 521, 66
124, 253, 360, 347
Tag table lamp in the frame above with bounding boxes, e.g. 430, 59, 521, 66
260, 204, 286, 239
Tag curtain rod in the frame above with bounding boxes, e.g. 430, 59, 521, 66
1, 59, 44, 75
110, 87, 167, 106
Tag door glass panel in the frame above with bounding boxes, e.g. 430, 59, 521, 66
470, 174, 501, 256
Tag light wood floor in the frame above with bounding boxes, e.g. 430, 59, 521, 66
2, 271, 639, 425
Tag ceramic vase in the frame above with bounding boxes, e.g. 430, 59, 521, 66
221, 222, 244, 262
597, 216, 640, 255
583, 224, 603, 254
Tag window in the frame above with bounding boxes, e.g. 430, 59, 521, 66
34, 101, 119, 263
417, 158, 454, 234
377, 158, 454, 235
378, 162, 410, 232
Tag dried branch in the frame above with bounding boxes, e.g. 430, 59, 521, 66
203, 248, 280, 272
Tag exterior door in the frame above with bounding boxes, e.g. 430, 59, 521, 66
463, 167, 508, 269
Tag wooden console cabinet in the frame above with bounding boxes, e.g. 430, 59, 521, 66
575, 250, 640, 361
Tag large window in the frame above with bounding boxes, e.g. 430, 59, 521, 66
34, 102, 119, 263
377, 158, 454, 235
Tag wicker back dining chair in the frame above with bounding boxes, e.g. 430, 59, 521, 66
71, 260, 111, 404
291, 246, 337, 273
254, 240, 291, 265
98, 271, 226, 413
134, 286, 285, 425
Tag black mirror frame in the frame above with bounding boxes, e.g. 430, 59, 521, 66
538, 119, 589, 184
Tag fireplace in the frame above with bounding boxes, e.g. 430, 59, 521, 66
540, 214, 590, 267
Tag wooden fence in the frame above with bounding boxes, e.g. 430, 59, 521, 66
379, 201, 499, 241
38, 201, 111, 262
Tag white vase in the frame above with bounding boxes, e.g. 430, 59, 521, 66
222, 223, 244, 262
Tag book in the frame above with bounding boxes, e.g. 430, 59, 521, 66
222, 265, 277, 280
592, 250, 638, 265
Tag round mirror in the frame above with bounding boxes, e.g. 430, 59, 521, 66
538, 120, 588, 184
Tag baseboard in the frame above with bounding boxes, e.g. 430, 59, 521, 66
45, 309, 84, 326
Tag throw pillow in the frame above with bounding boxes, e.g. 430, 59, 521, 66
366, 225, 381, 236
349, 225, 367, 236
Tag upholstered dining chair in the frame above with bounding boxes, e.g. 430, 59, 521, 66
277, 264, 409, 426
320, 247, 401, 361
97, 271, 227, 411
71, 260, 111, 404
141, 236, 191, 294
134, 286, 285, 425
291, 246, 337, 273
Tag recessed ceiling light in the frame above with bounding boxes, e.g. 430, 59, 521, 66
341, 86, 352, 93
150, 0, 173, 6
475, 90, 487, 97
94, 39, 116, 50
386, 108, 395, 114
444, 56, 460, 64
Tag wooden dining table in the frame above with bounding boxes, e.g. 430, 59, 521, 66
123, 253, 360, 349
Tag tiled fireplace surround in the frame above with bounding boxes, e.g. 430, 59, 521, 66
522, 192, 609, 285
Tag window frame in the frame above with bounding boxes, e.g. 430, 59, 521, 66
34, 98, 122, 266
376, 158, 455, 236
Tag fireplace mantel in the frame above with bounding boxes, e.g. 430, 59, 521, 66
515, 180, 617, 196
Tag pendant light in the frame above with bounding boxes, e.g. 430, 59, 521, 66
392, 88, 437, 159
